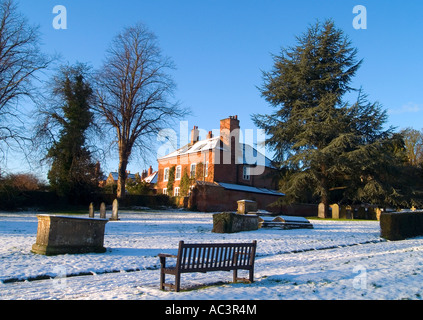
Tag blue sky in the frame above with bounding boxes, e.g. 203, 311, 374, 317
8, 0, 423, 177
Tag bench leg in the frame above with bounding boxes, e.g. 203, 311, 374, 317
160, 269, 165, 290
233, 269, 254, 283
175, 273, 181, 292
233, 269, 238, 283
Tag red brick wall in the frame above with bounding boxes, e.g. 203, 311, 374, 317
157, 151, 215, 193
190, 183, 282, 213
188, 184, 317, 216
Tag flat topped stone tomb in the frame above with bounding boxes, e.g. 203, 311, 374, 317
31, 214, 108, 256
212, 212, 259, 233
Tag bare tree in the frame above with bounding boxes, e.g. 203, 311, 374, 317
94, 23, 188, 199
401, 127, 423, 166
0, 0, 51, 157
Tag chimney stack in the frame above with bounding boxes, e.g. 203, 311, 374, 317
148, 165, 153, 176
206, 131, 213, 139
191, 126, 199, 144
220, 115, 240, 146
220, 116, 240, 165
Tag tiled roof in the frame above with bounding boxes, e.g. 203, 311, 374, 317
193, 180, 283, 196
143, 171, 158, 184
158, 137, 222, 160
194, 180, 284, 196
158, 136, 274, 168
108, 172, 137, 181
217, 182, 285, 196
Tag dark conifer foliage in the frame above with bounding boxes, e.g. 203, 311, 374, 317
41, 64, 101, 201
253, 20, 409, 214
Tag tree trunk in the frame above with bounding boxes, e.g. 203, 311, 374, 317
117, 150, 128, 200
321, 189, 330, 219
320, 164, 330, 218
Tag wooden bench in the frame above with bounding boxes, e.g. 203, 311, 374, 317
159, 240, 257, 292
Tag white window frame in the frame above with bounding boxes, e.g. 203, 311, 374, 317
163, 167, 169, 182
205, 161, 209, 177
175, 165, 181, 180
243, 166, 250, 180
190, 163, 196, 179
163, 188, 167, 195
174, 187, 180, 197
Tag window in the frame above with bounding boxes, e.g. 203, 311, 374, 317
243, 166, 250, 180
205, 161, 209, 177
175, 165, 181, 180
163, 188, 167, 195
163, 168, 169, 181
174, 187, 180, 196
190, 163, 196, 178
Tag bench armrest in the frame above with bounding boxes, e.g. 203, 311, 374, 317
158, 253, 177, 258
159, 253, 178, 269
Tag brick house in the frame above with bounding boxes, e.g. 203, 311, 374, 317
156, 115, 284, 212
101, 166, 157, 191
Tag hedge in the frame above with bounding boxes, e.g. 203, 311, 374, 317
380, 211, 423, 241
0, 191, 173, 211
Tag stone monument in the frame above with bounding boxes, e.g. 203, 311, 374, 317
89, 202, 94, 218
212, 212, 258, 233
237, 199, 258, 214
110, 199, 120, 221
318, 203, 326, 218
330, 204, 340, 219
100, 202, 106, 219
31, 215, 108, 255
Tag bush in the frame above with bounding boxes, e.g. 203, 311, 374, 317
380, 211, 423, 240
0, 173, 45, 192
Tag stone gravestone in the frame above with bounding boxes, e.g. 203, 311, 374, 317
100, 202, 106, 219
330, 204, 340, 219
89, 202, 94, 218
318, 203, 326, 218
110, 199, 119, 221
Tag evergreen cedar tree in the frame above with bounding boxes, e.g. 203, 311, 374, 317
252, 20, 412, 216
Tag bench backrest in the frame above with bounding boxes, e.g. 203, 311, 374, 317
176, 240, 257, 272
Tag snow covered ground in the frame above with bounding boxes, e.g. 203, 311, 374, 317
1, 210, 423, 300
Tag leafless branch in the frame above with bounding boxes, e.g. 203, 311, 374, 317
93, 22, 189, 198
0, 0, 53, 162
